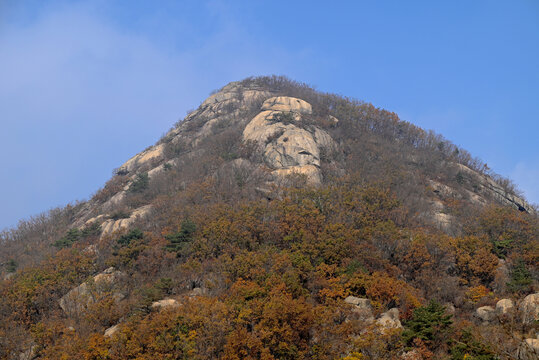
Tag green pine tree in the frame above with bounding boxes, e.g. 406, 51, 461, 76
165, 218, 196, 254
402, 300, 453, 348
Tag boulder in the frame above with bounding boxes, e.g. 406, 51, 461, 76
104, 324, 120, 338
328, 115, 339, 124
474, 306, 496, 323
82, 244, 98, 256
151, 298, 179, 310
521, 293, 539, 324
188, 287, 206, 297
3, 272, 15, 281
59, 267, 126, 317
345, 296, 374, 323
401, 349, 421, 360
376, 308, 403, 330
445, 303, 456, 315
18, 344, 37, 360
518, 338, 539, 360
496, 298, 514, 315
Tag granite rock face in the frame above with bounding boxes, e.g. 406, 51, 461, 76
59, 267, 126, 317
100, 205, 152, 238
521, 293, 539, 324
243, 96, 335, 185
453, 163, 533, 213
117, 144, 165, 174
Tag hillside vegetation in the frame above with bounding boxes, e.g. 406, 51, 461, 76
0, 76, 537, 359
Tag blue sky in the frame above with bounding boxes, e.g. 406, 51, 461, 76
1, 0, 538, 230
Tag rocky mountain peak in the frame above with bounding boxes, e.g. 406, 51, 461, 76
1, 76, 537, 360
68, 77, 535, 237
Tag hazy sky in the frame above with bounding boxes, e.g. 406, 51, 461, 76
1, 0, 538, 230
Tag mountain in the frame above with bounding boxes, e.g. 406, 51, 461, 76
1, 76, 537, 359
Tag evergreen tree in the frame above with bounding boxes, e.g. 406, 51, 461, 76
450, 329, 497, 360
165, 218, 196, 254
402, 300, 453, 348
507, 259, 532, 293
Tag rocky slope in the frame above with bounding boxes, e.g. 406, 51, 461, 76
69, 78, 532, 239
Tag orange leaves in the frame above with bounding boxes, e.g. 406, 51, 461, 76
470, 204, 538, 259
465, 285, 492, 304
224, 279, 315, 359
254, 285, 314, 359
229, 278, 266, 304
365, 272, 420, 311
318, 276, 347, 304
2, 249, 96, 324
451, 236, 499, 285
109, 310, 197, 359
401, 238, 433, 276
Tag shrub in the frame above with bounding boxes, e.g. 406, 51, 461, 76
117, 228, 144, 246
81, 222, 101, 237
271, 111, 296, 125
110, 211, 131, 220
52, 224, 101, 249
6, 259, 17, 273
53, 228, 81, 248
129, 173, 150, 193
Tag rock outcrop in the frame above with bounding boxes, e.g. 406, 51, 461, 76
151, 298, 180, 310
243, 96, 335, 185
344, 296, 375, 323
99, 205, 152, 237
59, 267, 126, 317
518, 338, 539, 360
344, 296, 372, 310
117, 144, 165, 174
521, 293, 539, 324
376, 308, 403, 330
69, 79, 532, 239
453, 163, 533, 213
104, 324, 121, 338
